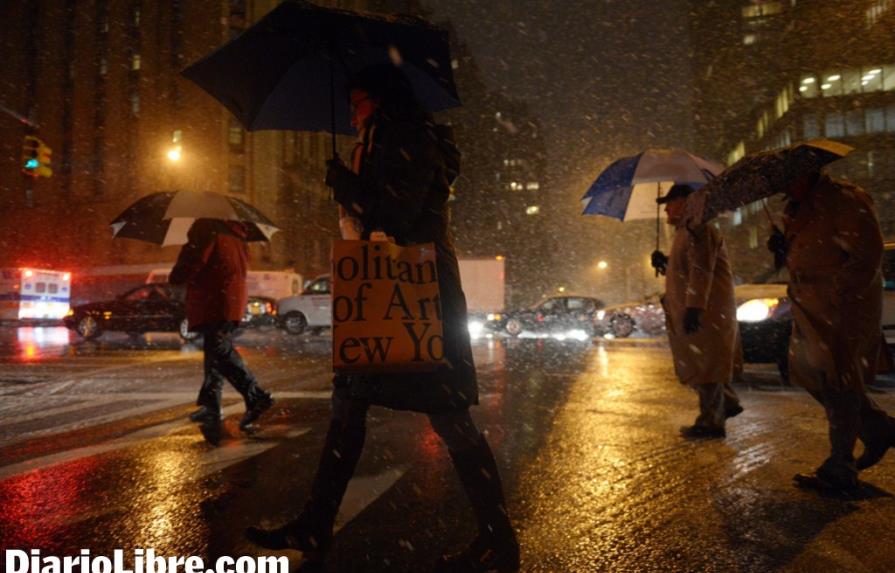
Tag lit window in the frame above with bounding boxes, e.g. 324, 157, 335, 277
727, 141, 745, 165
130, 92, 140, 115
749, 227, 759, 249
172, 130, 182, 143
799, 75, 818, 98
133, 9, 141, 26
732, 209, 743, 226
229, 120, 244, 148
862, 67, 884, 91
99, 57, 108, 76
884, 65, 895, 91
743, 34, 757, 45
526, 205, 540, 215
526, 182, 540, 191
886, 104, 895, 132
131, 54, 141, 71
742, 2, 783, 18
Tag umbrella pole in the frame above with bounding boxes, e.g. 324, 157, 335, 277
655, 183, 660, 277
329, 42, 338, 160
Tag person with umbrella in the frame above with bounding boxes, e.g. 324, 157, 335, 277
246, 65, 519, 573
656, 184, 742, 439
169, 218, 274, 431
775, 168, 895, 492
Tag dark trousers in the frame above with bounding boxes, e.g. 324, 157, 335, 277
196, 321, 267, 411
694, 382, 741, 429
806, 385, 894, 482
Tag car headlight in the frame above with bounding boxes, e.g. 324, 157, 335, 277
468, 320, 484, 339
736, 298, 780, 323
596, 310, 606, 320
486, 313, 502, 321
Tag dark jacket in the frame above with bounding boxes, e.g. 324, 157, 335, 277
169, 219, 249, 330
327, 112, 477, 414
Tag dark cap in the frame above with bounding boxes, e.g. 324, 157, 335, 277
656, 183, 696, 204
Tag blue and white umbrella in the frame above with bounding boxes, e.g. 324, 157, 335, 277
581, 148, 724, 221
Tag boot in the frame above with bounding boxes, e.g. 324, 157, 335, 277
240, 392, 275, 431
856, 430, 895, 470
245, 417, 365, 560
435, 436, 520, 573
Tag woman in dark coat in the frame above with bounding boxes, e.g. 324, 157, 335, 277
246, 65, 519, 573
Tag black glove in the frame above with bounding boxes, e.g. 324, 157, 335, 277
766, 224, 787, 270
651, 250, 669, 276
683, 307, 702, 334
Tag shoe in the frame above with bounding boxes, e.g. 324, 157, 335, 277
856, 435, 894, 470
793, 471, 857, 492
245, 519, 329, 563
240, 394, 274, 431
435, 534, 520, 573
725, 404, 744, 419
679, 425, 725, 439
189, 405, 222, 423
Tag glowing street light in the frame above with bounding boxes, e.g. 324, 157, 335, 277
596, 260, 609, 270
167, 145, 182, 162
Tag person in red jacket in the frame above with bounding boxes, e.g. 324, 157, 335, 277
170, 218, 274, 431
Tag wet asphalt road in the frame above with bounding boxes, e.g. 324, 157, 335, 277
2, 326, 895, 572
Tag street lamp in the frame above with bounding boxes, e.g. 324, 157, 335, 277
166, 145, 182, 162
596, 260, 609, 271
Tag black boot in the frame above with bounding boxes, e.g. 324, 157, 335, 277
245, 417, 366, 561
436, 436, 520, 573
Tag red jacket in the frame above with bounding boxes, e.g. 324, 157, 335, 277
170, 220, 249, 329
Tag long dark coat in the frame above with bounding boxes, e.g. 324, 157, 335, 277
784, 175, 883, 392
327, 112, 477, 414
169, 219, 249, 330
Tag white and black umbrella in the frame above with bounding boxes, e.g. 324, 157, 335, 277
110, 191, 279, 246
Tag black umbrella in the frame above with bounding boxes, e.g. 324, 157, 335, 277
181, 0, 460, 156
683, 139, 855, 225
110, 191, 279, 246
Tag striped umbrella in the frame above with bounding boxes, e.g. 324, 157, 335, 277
110, 191, 279, 246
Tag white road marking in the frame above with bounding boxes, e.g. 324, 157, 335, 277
336, 466, 409, 530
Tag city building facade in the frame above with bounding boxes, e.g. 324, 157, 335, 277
690, 0, 895, 280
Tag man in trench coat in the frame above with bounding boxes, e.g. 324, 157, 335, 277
654, 184, 742, 438
778, 171, 895, 491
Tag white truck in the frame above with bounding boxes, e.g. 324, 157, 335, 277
146, 268, 303, 301
277, 257, 506, 335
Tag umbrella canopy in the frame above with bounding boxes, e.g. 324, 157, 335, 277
581, 149, 724, 221
110, 191, 279, 247
683, 139, 855, 225
181, 0, 459, 136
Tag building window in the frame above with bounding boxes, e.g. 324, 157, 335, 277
229, 119, 244, 150
803, 115, 821, 139
743, 33, 757, 45
229, 165, 246, 194
884, 65, 895, 91
866, 108, 886, 133
867, 0, 893, 26
867, 151, 875, 178
732, 209, 743, 226
99, 57, 108, 76
526, 182, 540, 191
525, 205, 540, 216
749, 227, 759, 249
846, 109, 865, 136
727, 141, 746, 166
742, 2, 783, 18
133, 8, 141, 26
131, 54, 141, 71
130, 92, 140, 115
862, 67, 884, 91
886, 104, 895, 132
825, 112, 845, 137
820, 71, 843, 96
799, 75, 818, 98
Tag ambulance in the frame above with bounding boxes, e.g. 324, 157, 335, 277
0, 267, 72, 320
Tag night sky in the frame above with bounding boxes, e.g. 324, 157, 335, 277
424, 0, 694, 295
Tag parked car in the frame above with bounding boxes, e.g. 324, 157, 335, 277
484, 295, 605, 338
277, 274, 332, 335
64, 283, 276, 342
593, 294, 666, 338
882, 242, 895, 346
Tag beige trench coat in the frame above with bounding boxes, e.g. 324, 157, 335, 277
784, 175, 883, 392
664, 223, 738, 386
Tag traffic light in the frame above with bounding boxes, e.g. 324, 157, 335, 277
22, 136, 39, 176
37, 139, 52, 177
21, 135, 52, 178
